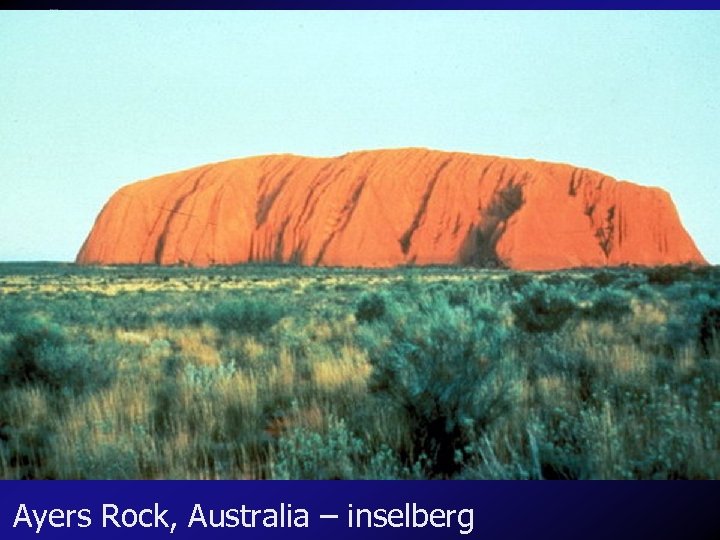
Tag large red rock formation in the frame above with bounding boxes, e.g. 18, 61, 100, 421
76, 148, 706, 270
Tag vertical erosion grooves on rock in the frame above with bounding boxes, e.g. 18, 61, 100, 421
399, 158, 452, 256
314, 174, 367, 265
76, 148, 708, 270
154, 171, 207, 264
471, 180, 525, 267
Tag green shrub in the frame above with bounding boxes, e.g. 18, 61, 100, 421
582, 289, 632, 321
106, 297, 152, 330
0, 316, 115, 394
543, 273, 572, 286
211, 298, 284, 334
591, 270, 620, 288
1, 422, 55, 480
627, 384, 710, 479
505, 272, 533, 291
698, 302, 720, 357
355, 292, 388, 324
659, 295, 720, 353
0, 317, 67, 387
531, 410, 587, 479
511, 283, 577, 333
65, 439, 142, 480
645, 265, 695, 286
273, 416, 365, 479
366, 294, 515, 477
445, 286, 467, 307
160, 302, 210, 328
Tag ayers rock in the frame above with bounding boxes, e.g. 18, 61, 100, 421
76, 148, 706, 270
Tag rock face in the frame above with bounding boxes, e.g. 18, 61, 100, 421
76, 148, 706, 270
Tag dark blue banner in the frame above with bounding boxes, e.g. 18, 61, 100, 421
2, 481, 719, 539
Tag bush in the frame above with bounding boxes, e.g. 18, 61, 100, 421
0, 316, 115, 394
445, 285, 468, 307
645, 265, 695, 286
355, 292, 388, 324
0, 317, 67, 387
505, 273, 533, 291
211, 298, 284, 334
511, 283, 577, 333
273, 416, 365, 479
699, 303, 720, 357
591, 270, 620, 288
105, 296, 152, 330
366, 294, 515, 477
582, 289, 632, 321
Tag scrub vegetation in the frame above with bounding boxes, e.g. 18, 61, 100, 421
1, 263, 718, 479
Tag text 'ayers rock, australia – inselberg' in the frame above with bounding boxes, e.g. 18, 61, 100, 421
76, 148, 707, 270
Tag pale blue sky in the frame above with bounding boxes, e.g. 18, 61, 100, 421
1, 11, 718, 263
